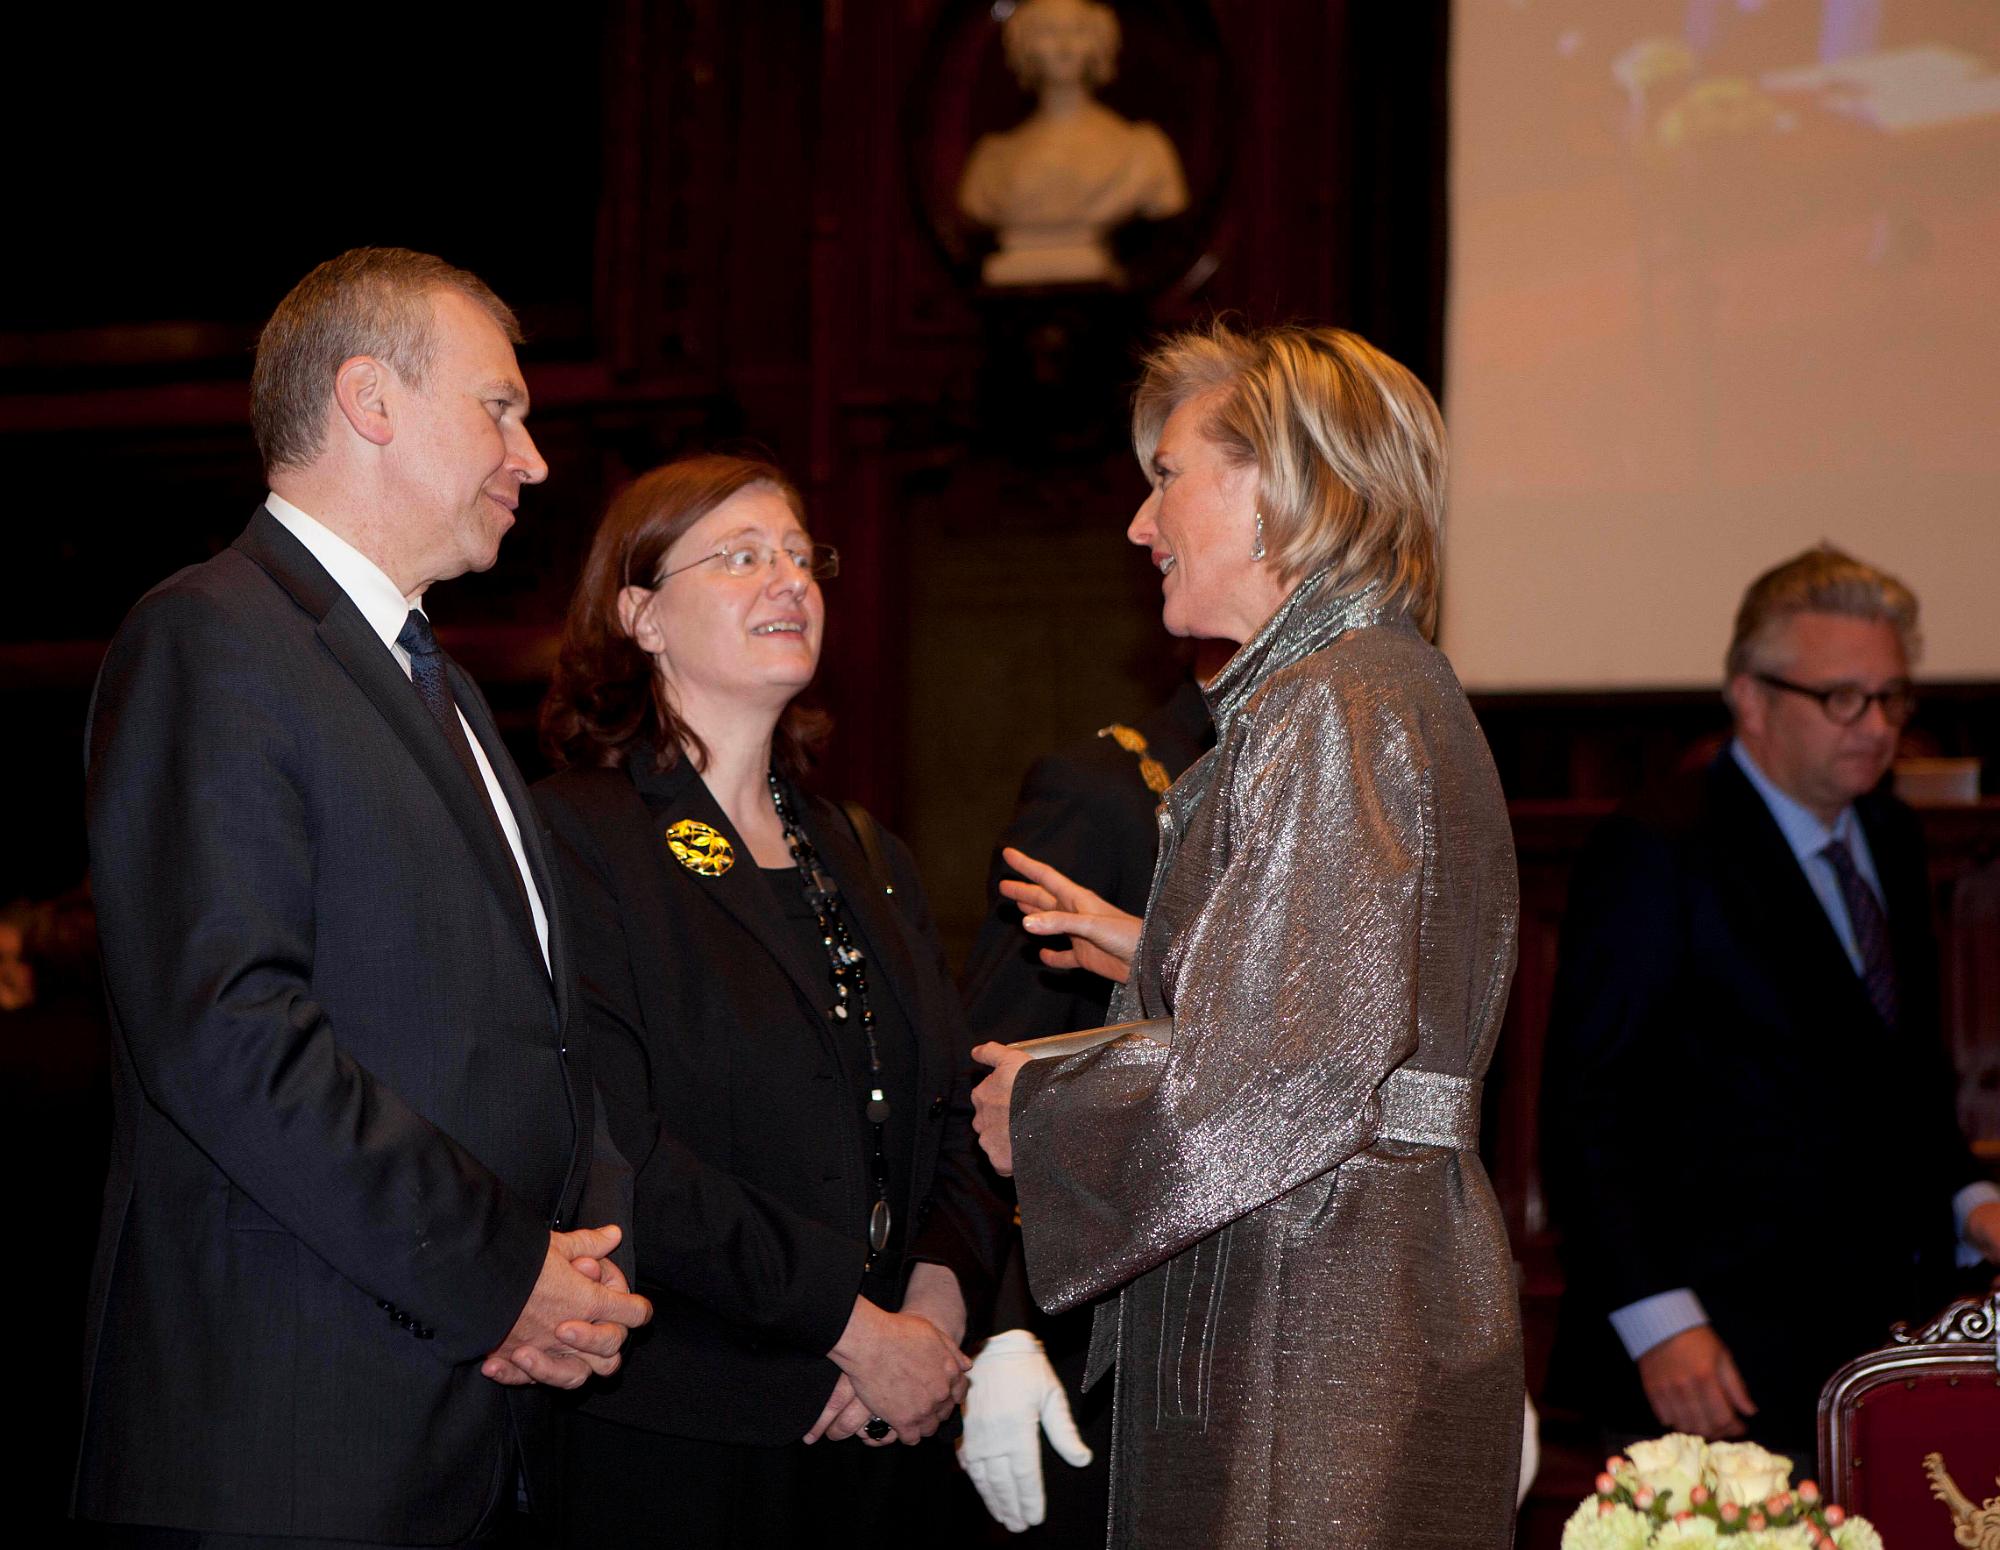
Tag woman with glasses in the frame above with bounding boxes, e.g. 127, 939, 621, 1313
535, 453, 1006, 1546
967, 324, 1526, 1548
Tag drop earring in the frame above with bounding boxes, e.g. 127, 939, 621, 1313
1250, 511, 1266, 562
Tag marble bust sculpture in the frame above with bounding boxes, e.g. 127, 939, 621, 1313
957, 0, 1189, 287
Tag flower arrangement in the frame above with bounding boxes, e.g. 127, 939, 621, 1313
1560, 1436, 1882, 1550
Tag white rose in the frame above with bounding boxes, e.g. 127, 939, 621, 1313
1626, 1434, 1708, 1508
1652, 1516, 1722, 1546
1706, 1441, 1793, 1507
1831, 1518, 1883, 1550
1560, 1500, 1652, 1550
1737, 1527, 1814, 1550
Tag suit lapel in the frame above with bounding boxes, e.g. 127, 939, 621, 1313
804, 799, 936, 1096
1709, 756, 1881, 1032
1855, 794, 1928, 1024
635, 766, 832, 1023
233, 510, 551, 989
452, 663, 564, 1009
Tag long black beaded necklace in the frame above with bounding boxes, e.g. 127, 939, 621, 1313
767, 770, 893, 1269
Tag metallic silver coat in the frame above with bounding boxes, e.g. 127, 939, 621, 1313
1011, 577, 1525, 1548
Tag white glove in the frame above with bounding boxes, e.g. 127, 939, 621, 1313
1519, 1392, 1540, 1506
957, 1328, 1094, 1532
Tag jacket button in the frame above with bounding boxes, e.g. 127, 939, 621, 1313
928, 1096, 947, 1119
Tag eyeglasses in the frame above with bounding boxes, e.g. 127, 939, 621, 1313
1753, 672, 1917, 728
652, 539, 840, 585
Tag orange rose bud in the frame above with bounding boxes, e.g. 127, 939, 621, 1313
1596, 1473, 1617, 1497
1797, 1481, 1820, 1505
1634, 1487, 1656, 1509
1747, 1511, 1767, 1532
1824, 1505, 1846, 1526
1720, 1503, 1741, 1524
1689, 1486, 1710, 1506
1599, 1500, 1618, 1519
1607, 1457, 1630, 1473
1674, 1511, 1694, 1524
1767, 1493, 1792, 1514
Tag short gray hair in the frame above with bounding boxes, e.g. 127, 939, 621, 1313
250, 247, 522, 474
1132, 320, 1447, 635
1725, 544, 1922, 678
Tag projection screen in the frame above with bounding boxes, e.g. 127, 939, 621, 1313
1443, 0, 2000, 690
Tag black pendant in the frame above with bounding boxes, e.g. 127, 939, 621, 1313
869, 1199, 893, 1254
865, 1089, 891, 1124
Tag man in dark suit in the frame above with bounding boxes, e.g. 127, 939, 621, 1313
78, 248, 651, 1547
1542, 546, 2000, 1462
955, 670, 1213, 1541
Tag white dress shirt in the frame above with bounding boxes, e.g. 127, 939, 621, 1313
264, 493, 551, 971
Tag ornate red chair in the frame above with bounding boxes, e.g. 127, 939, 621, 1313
1818, 1283, 2000, 1546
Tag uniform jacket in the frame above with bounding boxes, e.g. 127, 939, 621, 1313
1010, 578, 1526, 1549
962, 678, 1212, 1046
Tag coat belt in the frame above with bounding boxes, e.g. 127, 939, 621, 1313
1376, 1067, 1482, 1150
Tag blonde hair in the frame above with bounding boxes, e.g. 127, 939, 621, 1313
1725, 544, 1922, 678
1132, 321, 1446, 634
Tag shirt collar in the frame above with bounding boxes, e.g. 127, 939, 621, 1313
1729, 738, 1858, 861
264, 492, 420, 653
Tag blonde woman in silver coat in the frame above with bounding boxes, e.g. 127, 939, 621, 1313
971, 323, 1524, 1548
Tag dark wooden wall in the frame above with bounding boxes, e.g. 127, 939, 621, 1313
0, 0, 1447, 911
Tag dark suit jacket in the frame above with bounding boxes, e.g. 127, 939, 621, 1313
533, 756, 1008, 1446
77, 509, 591, 1542
961, 679, 1212, 1045
1541, 752, 1980, 1447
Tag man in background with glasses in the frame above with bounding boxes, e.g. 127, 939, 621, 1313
1541, 544, 2000, 1464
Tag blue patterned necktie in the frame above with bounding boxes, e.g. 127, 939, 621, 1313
397, 610, 493, 804
1820, 837, 1898, 1028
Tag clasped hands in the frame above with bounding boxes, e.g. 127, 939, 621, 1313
805, 1262, 970, 1448
481, 1223, 653, 1390
970, 847, 1142, 1177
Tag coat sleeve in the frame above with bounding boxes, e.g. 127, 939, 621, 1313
85, 585, 548, 1364
537, 783, 867, 1356
1010, 674, 1429, 1311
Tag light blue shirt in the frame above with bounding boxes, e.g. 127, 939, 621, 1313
1728, 740, 1881, 974
1608, 743, 1998, 1360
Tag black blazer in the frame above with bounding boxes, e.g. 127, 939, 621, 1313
534, 756, 1007, 1446
77, 510, 593, 1541
1541, 752, 1980, 1444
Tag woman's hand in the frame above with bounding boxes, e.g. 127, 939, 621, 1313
803, 1373, 875, 1445
807, 1269, 970, 1447
970, 1042, 1033, 1176
900, 1262, 969, 1348
826, 1296, 972, 1446
1000, 846, 1140, 983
